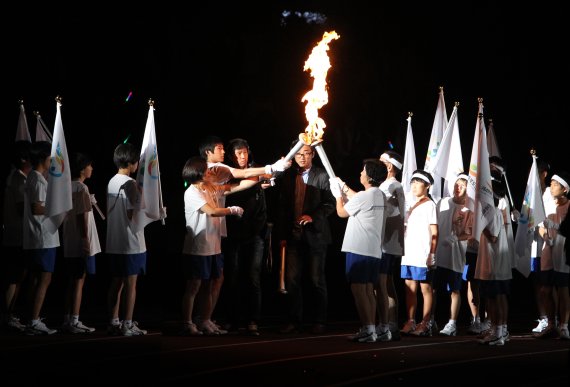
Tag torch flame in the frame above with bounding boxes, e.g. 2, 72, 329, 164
301, 30, 340, 144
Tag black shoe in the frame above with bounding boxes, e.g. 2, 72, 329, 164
280, 323, 300, 334
311, 324, 326, 334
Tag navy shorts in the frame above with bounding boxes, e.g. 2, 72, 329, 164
434, 266, 463, 292
345, 252, 380, 283
182, 254, 224, 280
109, 252, 146, 277
538, 269, 569, 287
479, 279, 510, 298
28, 248, 57, 273
379, 253, 396, 274
62, 256, 96, 278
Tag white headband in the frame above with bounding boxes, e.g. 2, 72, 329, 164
456, 174, 469, 182
411, 172, 431, 185
552, 174, 569, 191
380, 153, 402, 170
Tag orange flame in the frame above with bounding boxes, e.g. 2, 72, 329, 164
301, 30, 340, 144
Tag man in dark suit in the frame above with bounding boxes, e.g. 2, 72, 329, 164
275, 143, 335, 334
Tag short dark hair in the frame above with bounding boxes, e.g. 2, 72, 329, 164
70, 152, 93, 179
199, 135, 223, 159
113, 143, 138, 169
182, 156, 207, 184
227, 138, 252, 168
363, 158, 387, 187
411, 169, 434, 186
29, 141, 52, 168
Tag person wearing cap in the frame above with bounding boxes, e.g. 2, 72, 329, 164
378, 151, 406, 340
535, 171, 570, 340
433, 174, 473, 336
400, 170, 439, 336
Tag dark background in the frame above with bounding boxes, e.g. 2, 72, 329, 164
1, 2, 568, 324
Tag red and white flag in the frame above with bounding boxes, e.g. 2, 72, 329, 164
45, 100, 72, 233
514, 154, 547, 277
466, 102, 494, 242
133, 103, 166, 232
15, 101, 32, 142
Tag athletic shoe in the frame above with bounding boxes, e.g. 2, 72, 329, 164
532, 318, 548, 333
439, 322, 457, 336
122, 321, 147, 336
26, 319, 57, 335
558, 327, 569, 340
66, 321, 96, 334
466, 320, 482, 335
410, 320, 432, 337
5, 316, 26, 332
107, 323, 122, 336
349, 328, 376, 343
502, 330, 510, 342
376, 330, 392, 342
400, 319, 416, 335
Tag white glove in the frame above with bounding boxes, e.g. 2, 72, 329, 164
511, 208, 521, 223
266, 158, 292, 174
228, 206, 244, 217
329, 177, 342, 199
89, 194, 97, 205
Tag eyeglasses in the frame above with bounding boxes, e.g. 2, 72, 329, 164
295, 151, 312, 157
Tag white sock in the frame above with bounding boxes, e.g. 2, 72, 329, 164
366, 325, 376, 334
110, 318, 120, 326
124, 319, 133, 328
448, 319, 457, 326
71, 315, 79, 325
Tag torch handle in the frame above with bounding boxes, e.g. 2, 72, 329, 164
279, 240, 287, 294
314, 143, 336, 178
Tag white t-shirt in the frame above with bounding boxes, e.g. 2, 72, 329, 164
206, 162, 234, 237
3, 168, 27, 246
475, 206, 512, 280
63, 180, 101, 258
401, 199, 437, 268
183, 183, 225, 256
341, 187, 386, 259
379, 177, 405, 256
105, 174, 146, 254
23, 169, 60, 249
435, 197, 472, 273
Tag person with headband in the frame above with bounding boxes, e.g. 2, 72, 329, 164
400, 170, 439, 336
535, 170, 570, 340
329, 159, 389, 343
433, 174, 473, 336
378, 150, 406, 340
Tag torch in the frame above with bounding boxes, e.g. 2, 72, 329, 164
279, 240, 287, 294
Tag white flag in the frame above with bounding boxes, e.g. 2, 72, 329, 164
35, 112, 53, 143
466, 105, 494, 242
133, 104, 165, 232
424, 87, 448, 202
429, 104, 464, 199
486, 119, 501, 158
402, 114, 417, 209
15, 102, 32, 142
514, 155, 547, 277
45, 100, 72, 233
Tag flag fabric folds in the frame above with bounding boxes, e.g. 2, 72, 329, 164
466, 107, 494, 243
402, 114, 417, 210
45, 100, 72, 233
133, 104, 165, 232
35, 112, 53, 143
428, 103, 464, 199
424, 87, 448, 202
16, 102, 32, 142
514, 154, 547, 277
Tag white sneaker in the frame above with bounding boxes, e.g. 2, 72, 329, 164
466, 320, 481, 335
121, 321, 147, 336
66, 321, 95, 333
349, 329, 376, 343
5, 316, 26, 332
376, 330, 392, 342
532, 318, 548, 333
439, 322, 457, 336
26, 319, 57, 335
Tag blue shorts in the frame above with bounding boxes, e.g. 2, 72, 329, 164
434, 267, 463, 292
28, 248, 57, 273
345, 252, 380, 283
401, 265, 433, 282
479, 279, 510, 298
182, 254, 224, 280
62, 256, 96, 278
109, 252, 146, 277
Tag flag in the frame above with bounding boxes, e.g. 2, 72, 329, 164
15, 101, 32, 142
429, 103, 464, 198
402, 113, 417, 209
424, 87, 448, 202
514, 154, 547, 277
486, 119, 501, 158
35, 112, 53, 143
45, 100, 72, 233
466, 102, 494, 242
133, 103, 165, 232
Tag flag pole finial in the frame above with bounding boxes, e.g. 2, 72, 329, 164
18, 98, 24, 105
55, 95, 62, 104
530, 148, 536, 156
454, 101, 460, 107
439, 86, 444, 91
33, 111, 40, 117
477, 97, 483, 103
489, 118, 493, 123
148, 98, 154, 107
408, 111, 413, 117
